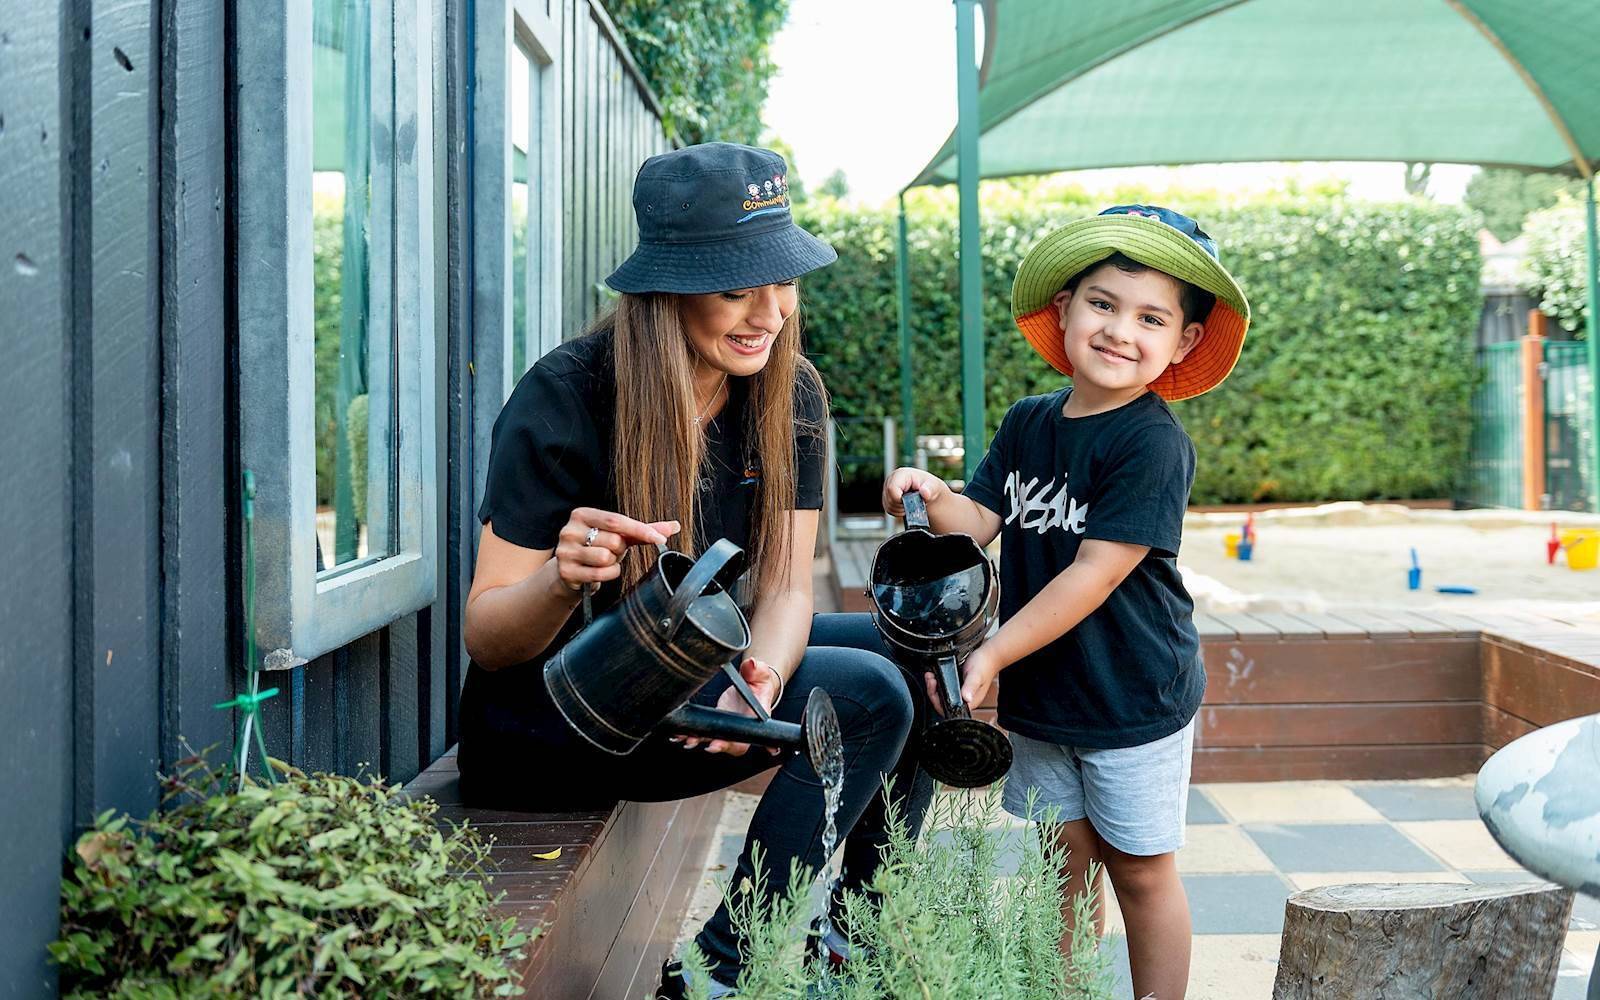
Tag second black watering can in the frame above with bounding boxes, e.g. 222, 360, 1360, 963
544, 539, 840, 777
870, 491, 1012, 788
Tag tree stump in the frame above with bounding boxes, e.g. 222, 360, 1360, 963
1272, 881, 1573, 999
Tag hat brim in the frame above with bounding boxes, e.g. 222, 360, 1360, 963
605, 224, 838, 295
1011, 215, 1251, 402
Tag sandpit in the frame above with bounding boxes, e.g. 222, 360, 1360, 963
1179, 502, 1600, 626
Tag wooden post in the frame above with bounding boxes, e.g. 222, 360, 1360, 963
1273, 881, 1573, 999
1521, 311, 1547, 511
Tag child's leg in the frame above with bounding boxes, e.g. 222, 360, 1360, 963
1102, 844, 1190, 1000
1076, 718, 1198, 1000
1050, 817, 1106, 943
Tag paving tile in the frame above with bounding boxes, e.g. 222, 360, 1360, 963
1244, 823, 1446, 873
1350, 780, 1481, 821
1395, 819, 1520, 870
1286, 870, 1470, 891
1556, 931, 1598, 1000
1178, 824, 1277, 874
1188, 934, 1282, 1000
1182, 873, 1295, 935
1204, 782, 1386, 824
1187, 787, 1228, 825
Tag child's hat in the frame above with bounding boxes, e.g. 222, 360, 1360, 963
1011, 205, 1251, 401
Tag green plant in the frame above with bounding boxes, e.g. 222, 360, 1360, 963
680, 787, 1114, 999
795, 188, 1482, 504
51, 751, 528, 999
1522, 198, 1592, 336
605, 0, 789, 145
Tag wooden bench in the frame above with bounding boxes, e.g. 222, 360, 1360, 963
404, 747, 723, 999
827, 538, 1600, 783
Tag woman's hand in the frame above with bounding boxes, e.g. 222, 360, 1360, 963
882, 467, 946, 517
678, 657, 784, 757
552, 508, 679, 592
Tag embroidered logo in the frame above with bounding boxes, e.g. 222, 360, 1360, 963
738, 172, 789, 224
1003, 471, 1087, 535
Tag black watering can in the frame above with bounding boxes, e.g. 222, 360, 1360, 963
544, 539, 841, 776
870, 491, 1012, 788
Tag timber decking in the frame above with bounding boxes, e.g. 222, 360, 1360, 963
826, 538, 1600, 783
404, 748, 721, 1000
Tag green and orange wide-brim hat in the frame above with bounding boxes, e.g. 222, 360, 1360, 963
1011, 205, 1251, 402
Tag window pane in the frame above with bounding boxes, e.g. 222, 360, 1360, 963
510, 40, 532, 379
312, 0, 394, 570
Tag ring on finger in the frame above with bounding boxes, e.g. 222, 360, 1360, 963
583, 526, 599, 547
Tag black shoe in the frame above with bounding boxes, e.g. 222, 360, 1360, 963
656, 960, 687, 1000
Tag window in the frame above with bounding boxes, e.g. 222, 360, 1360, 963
237, 0, 437, 667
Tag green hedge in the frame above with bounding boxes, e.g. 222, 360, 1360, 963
795, 191, 1483, 504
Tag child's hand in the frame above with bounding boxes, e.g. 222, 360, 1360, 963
922, 646, 1001, 716
882, 467, 946, 517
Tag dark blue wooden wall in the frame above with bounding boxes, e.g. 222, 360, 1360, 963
0, 1, 665, 994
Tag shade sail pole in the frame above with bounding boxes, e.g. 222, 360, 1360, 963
897, 192, 915, 464
955, 0, 984, 482
1587, 177, 1599, 513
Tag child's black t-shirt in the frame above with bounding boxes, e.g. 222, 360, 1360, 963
962, 387, 1204, 750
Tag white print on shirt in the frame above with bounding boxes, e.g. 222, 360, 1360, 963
1003, 471, 1088, 535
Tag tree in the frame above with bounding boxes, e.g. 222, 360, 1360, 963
1403, 162, 1433, 198
606, 0, 790, 146
818, 169, 850, 199
1465, 167, 1583, 242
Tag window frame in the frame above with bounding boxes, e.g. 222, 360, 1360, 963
473, 0, 563, 434
236, 0, 438, 669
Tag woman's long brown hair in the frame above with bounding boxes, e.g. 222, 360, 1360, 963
605, 291, 826, 593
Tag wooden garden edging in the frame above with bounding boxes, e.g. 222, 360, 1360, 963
829, 538, 1600, 783
404, 748, 722, 999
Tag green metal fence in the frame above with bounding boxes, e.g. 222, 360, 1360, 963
1464, 342, 1523, 509
1545, 341, 1596, 512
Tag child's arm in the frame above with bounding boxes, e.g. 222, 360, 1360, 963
954, 538, 1147, 710
882, 467, 1002, 546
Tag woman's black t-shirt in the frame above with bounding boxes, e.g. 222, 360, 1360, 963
461, 328, 826, 765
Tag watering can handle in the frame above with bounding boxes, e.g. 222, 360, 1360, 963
902, 490, 931, 531
660, 538, 748, 638
935, 654, 972, 720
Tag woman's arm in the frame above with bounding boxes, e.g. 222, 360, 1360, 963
464, 511, 677, 670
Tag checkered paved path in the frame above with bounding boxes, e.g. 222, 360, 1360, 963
682, 779, 1598, 999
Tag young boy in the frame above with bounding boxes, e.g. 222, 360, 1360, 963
883, 205, 1250, 1000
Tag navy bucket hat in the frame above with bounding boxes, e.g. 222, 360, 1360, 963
605, 142, 838, 295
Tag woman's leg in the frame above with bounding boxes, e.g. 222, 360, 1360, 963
806, 613, 936, 904
690, 636, 916, 985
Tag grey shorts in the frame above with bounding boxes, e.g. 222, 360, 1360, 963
1000, 717, 1196, 857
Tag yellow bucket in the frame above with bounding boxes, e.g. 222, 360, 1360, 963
1224, 532, 1241, 558
1561, 529, 1599, 571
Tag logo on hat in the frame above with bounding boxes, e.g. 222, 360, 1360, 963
738, 172, 790, 223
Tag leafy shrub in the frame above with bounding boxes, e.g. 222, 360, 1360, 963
795, 188, 1482, 504
681, 787, 1114, 999
1522, 198, 1592, 336
51, 753, 527, 999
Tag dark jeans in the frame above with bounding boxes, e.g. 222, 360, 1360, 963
457, 612, 936, 984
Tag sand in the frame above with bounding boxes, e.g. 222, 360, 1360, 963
1179, 502, 1600, 625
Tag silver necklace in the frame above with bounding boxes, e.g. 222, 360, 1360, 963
694, 373, 729, 426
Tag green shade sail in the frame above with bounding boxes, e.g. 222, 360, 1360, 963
911, 0, 1599, 185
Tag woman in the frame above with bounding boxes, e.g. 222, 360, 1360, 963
458, 142, 933, 997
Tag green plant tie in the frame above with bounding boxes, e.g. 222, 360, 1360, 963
216, 469, 277, 786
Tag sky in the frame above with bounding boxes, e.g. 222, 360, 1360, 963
762, 0, 1475, 207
